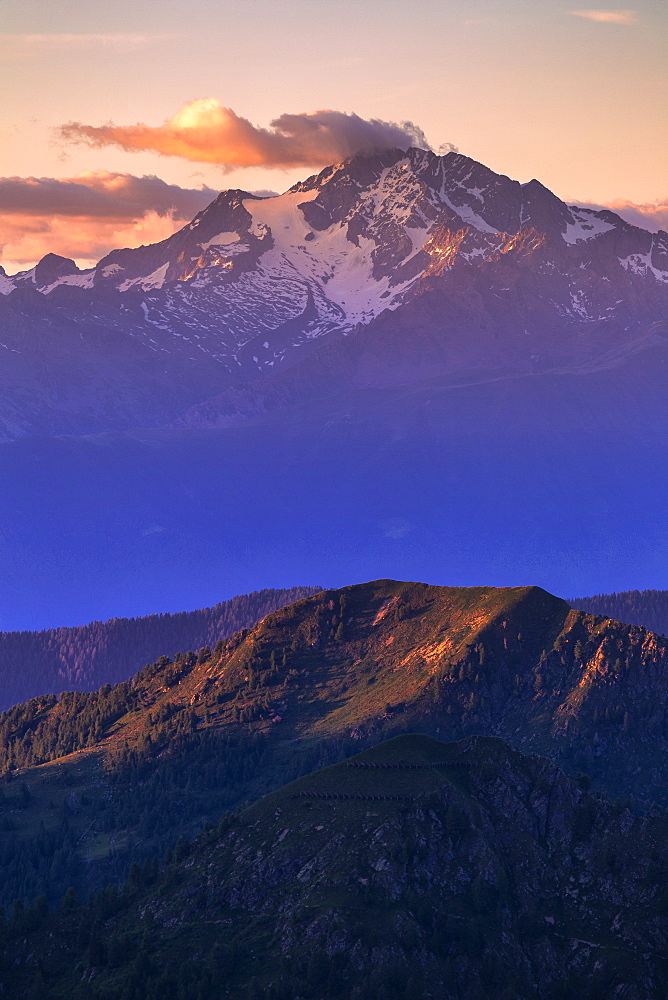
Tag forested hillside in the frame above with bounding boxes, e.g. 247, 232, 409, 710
0, 586, 320, 709
2, 735, 667, 1000
570, 590, 668, 637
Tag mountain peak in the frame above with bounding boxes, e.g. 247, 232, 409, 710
33, 253, 80, 288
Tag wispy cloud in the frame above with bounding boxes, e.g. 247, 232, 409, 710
568, 9, 637, 25
379, 517, 415, 540
0, 172, 216, 220
57, 100, 431, 169
0, 33, 173, 51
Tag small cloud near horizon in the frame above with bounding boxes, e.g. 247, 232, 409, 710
57, 101, 431, 170
568, 9, 637, 25
379, 517, 415, 540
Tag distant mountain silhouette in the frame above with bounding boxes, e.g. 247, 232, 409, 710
1, 147, 666, 439
570, 589, 668, 637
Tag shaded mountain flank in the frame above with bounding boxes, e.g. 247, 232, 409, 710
0, 586, 321, 710
570, 590, 668, 638
2, 734, 667, 1000
1, 580, 668, 910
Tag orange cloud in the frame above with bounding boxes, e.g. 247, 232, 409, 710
0, 172, 216, 274
568, 9, 637, 25
0, 212, 182, 275
58, 101, 430, 168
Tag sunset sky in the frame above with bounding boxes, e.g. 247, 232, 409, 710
2, 0, 666, 272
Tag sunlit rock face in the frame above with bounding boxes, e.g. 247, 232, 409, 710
0, 148, 666, 439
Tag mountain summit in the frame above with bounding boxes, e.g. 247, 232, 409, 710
2, 153, 667, 626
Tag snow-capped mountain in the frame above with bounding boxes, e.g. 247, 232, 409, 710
1, 148, 666, 438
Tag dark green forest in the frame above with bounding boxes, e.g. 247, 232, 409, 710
1, 735, 667, 1000
1, 580, 668, 950
0, 727, 337, 910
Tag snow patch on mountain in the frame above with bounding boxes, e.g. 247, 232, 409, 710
563, 207, 615, 244
41, 272, 96, 293
119, 262, 170, 292
439, 191, 497, 233
620, 251, 668, 282
199, 231, 241, 250
246, 188, 319, 241
245, 165, 441, 324
2, 147, 666, 402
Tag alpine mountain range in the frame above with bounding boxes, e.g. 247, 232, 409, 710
1, 148, 667, 627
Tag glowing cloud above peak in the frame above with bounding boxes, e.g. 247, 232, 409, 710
57, 101, 431, 170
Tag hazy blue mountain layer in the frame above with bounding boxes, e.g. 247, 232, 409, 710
2, 339, 666, 628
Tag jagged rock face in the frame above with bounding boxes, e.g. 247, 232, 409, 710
1, 148, 666, 438
32, 253, 79, 289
